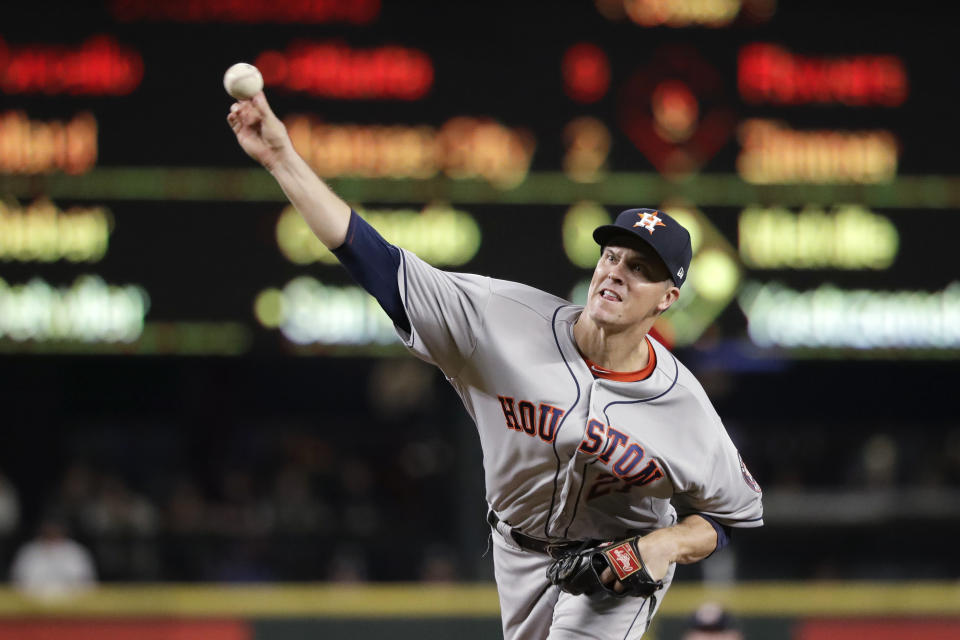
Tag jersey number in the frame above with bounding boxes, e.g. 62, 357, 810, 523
586, 472, 633, 501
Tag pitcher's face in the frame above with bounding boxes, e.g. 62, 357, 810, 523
584, 240, 678, 330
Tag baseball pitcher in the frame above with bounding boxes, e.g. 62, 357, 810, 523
227, 91, 763, 640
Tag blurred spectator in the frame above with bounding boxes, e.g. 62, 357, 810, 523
945, 428, 960, 484
83, 474, 159, 536
858, 434, 899, 488
57, 461, 97, 534
338, 459, 382, 538
211, 539, 275, 583
9, 515, 96, 601
0, 471, 20, 536
270, 464, 331, 534
418, 543, 459, 582
165, 478, 208, 534
79, 473, 160, 581
327, 544, 368, 582
209, 469, 272, 537
160, 478, 209, 581
367, 358, 435, 418
682, 603, 743, 640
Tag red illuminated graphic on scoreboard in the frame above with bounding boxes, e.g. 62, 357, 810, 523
739, 44, 908, 106
255, 43, 433, 100
110, 0, 380, 24
0, 36, 142, 96
617, 46, 735, 177
563, 43, 610, 103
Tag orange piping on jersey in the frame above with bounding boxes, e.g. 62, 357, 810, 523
582, 337, 657, 382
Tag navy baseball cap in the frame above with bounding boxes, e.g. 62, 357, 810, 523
592, 208, 692, 287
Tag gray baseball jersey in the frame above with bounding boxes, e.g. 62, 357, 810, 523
394, 249, 763, 638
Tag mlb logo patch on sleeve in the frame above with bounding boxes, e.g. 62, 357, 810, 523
739, 453, 762, 493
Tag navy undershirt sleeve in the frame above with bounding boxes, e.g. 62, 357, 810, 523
695, 513, 731, 554
331, 210, 411, 333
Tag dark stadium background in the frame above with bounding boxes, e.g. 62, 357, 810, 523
1, 0, 958, 596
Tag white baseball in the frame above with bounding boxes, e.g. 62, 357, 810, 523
223, 62, 263, 100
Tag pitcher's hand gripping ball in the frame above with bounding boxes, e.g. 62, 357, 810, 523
223, 62, 263, 100
547, 536, 664, 598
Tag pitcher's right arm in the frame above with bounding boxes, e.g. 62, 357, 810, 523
226, 91, 408, 331
227, 92, 351, 248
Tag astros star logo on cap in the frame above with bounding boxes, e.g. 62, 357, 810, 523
634, 211, 666, 235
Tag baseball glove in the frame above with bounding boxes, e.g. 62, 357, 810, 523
546, 536, 663, 598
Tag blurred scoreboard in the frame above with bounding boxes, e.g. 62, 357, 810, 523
1, 0, 957, 358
